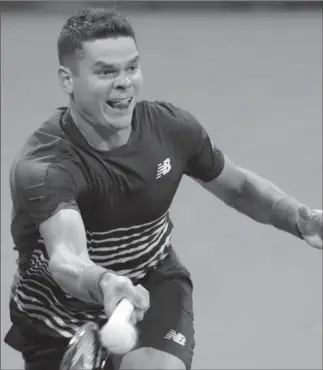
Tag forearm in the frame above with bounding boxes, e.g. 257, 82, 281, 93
48, 247, 111, 305
230, 169, 302, 237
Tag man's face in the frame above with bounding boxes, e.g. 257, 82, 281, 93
68, 36, 142, 130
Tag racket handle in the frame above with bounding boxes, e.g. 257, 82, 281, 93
100, 298, 137, 354
108, 298, 134, 325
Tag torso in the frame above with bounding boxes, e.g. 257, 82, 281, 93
9, 100, 206, 338
59, 104, 184, 279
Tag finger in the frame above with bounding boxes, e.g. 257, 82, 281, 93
312, 210, 323, 237
129, 311, 137, 325
311, 209, 323, 223
135, 308, 145, 322
118, 278, 147, 309
305, 234, 323, 250
103, 295, 119, 317
313, 210, 323, 239
135, 284, 150, 311
101, 274, 122, 316
300, 208, 323, 237
298, 204, 311, 220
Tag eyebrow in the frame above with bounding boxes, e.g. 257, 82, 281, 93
93, 55, 140, 69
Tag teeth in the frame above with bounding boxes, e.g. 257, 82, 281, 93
110, 98, 131, 103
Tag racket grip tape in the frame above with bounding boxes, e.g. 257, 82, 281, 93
108, 298, 134, 325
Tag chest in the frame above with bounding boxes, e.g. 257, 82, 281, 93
75, 140, 183, 228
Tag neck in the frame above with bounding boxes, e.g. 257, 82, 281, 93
69, 105, 132, 152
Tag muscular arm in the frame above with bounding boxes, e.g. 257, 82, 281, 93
156, 103, 316, 242
196, 155, 303, 238
11, 150, 148, 315
40, 209, 109, 304
12, 159, 111, 305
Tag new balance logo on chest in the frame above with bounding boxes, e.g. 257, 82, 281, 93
156, 158, 172, 179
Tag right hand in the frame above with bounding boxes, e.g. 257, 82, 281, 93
100, 273, 150, 324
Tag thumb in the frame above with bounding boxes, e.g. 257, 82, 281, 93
103, 295, 119, 317
297, 204, 311, 220
122, 282, 146, 310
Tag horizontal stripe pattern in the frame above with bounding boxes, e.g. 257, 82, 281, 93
12, 212, 172, 338
87, 211, 172, 279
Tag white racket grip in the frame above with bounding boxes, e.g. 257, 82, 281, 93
108, 298, 134, 325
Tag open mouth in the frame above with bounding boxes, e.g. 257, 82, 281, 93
106, 97, 133, 110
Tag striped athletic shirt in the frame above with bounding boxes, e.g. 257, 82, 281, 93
9, 100, 224, 339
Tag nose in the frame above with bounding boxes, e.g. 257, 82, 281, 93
113, 74, 132, 90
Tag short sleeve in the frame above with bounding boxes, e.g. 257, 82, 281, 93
11, 160, 80, 227
184, 123, 225, 182
154, 101, 225, 182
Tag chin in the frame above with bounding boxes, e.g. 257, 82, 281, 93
102, 106, 135, 130
111, 117, 133, 130
101, 114, 132, 130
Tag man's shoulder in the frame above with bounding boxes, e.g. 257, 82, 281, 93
137, 100, 196, 123
10, 107, 73, 183
13, 107, 69, 160
136, 100, 202, 140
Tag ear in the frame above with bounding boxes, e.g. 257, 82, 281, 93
58, 66, 74, 95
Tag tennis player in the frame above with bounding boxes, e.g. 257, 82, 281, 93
4, 7, 322, 370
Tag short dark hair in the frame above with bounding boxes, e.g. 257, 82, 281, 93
57, 7, 136, 69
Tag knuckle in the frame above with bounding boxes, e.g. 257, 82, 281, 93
144, 290, 150, 304
116, 276, 132, 292
136, 312, 144, 322
130, 311, 137, 325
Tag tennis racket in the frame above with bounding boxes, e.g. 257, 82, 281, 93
60, 298, 134, 370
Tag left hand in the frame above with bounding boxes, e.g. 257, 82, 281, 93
296, 205, 323, 249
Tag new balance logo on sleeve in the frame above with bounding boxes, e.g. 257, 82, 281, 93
156, 158, 172, 179
164, 329, 186, 346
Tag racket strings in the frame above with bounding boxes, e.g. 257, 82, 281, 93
60, 322, 105, 370
71, 333, 97, 368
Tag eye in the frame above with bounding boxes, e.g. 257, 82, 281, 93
128, 65, 139, 73
97, 69, 117, 77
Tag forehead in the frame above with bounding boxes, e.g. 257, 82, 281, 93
81, 37, 139, 66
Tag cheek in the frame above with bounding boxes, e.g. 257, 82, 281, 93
73, 80, 90, 98
132, 71, 143, 90
92, 80, 114, 98
74, 80, 104, 102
